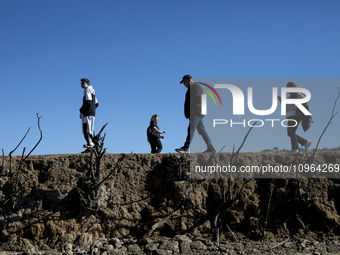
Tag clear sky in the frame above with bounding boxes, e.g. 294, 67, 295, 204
1, 0, 340, 156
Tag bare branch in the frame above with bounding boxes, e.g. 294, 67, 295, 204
6, 114, 43, 210
93, 154, 125, 190
140, 186, 193, 242
9, 127, 31, 177
143, 208, 181, 241
226, 223, 238, 242
309, 87, 339, 164
1, 148, 4, 172
85, 122, 110, 184
14, 147, 26, 193
218, 145, 226, 153
270, 236, 290, 249
23, 114, 43, 161
96, 122, 109, 138
214, 179, 252, 242
89, 149, 96, 183
9, 127, 31, 157
0, 148, 7, 176
230, 121, 257, 166
262, 176, 276, 240
214, 122, 257, 242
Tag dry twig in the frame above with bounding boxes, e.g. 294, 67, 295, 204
93, 154, 125, 190
85, 122, 109, 184
142, 209, 182, 241
309, 86, 339, 164
141, 186, 193, 242
23, 114, 43, 161
213, 122, 257, 242
262, 176, 276, 240
1, 149, 4, 175
4, 114, 43, 209
9, 127, 31, 178
270, 235, 290, 249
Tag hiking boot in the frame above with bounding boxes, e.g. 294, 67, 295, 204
304, 140, 312, 151
287, 149, 299, 154
175, 147, 189, 153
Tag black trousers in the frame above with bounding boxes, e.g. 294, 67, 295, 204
287, 116, 307, 150
149, 138, 162, 153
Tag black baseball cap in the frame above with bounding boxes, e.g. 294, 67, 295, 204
180, 74, 192, 83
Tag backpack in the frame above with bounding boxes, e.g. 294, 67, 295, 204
147, 125, 158, 141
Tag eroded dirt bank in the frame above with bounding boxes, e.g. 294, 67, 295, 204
1, 151, 340, 254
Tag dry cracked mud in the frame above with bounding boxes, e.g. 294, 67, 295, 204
1, 151, 340, 254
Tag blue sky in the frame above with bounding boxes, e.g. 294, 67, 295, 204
1, 0, 340, 155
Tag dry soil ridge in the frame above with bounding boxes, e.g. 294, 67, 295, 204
0, 151, 340, 254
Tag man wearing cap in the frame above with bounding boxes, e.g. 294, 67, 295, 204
175, 75, 215, 153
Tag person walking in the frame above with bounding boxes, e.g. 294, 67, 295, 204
147, 114, 164, 153
79, 78, 99, 153
278, 82, 311, 153
175, 75, 215, 153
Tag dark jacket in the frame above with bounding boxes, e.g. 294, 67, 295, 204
290, 93, 312, 132
184, 82, 203, 119
80, 86, 99, 117
147, 121, 160, 141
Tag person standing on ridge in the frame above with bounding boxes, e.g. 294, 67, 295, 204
277, 82, 312, 153
175, 75, 215, 153
79, 78, 99, 153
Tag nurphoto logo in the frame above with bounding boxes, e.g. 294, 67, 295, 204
188, 77, 335, 179
199, 82, 311, 129
201, 84, 311, 116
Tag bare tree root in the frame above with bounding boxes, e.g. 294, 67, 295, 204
270, 235, 290, 250
140, 186, 193, 243
92, 154, 125, 190
262, 88, 339, 241
280, 86, 340, 238
142, 208, 182, 241
261, 175, 276, 241
90, 238, 108, 255
4, 114, 43, 210
213, 179, 252, 243
213, 122, 257, 243
225, 223, 238, 242
77, 123, 129, 214
84, 122, 109, 184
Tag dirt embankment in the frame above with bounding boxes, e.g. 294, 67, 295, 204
1, 151, 340, 253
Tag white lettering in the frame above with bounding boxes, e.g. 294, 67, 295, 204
281, 88, 311, 116
265, 119, 280, 127
281, 119, 298, 127
213, 119, 228, 127
247, 119, 264, 127
248, 87, 278, 115
230, 119, 246, 127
